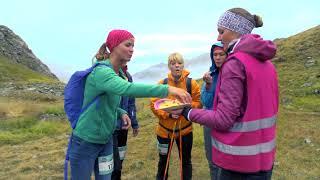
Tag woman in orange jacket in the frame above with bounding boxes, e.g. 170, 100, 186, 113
150, 52, 202, 180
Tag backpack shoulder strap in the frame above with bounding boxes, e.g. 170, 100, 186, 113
162, 77, 191, 94
93, 63, 112, 69
80, 63, 111, 116
186, 78, 192, 95
163, 78, 168, 84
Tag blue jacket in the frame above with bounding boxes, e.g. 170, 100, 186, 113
116, 70, 139, 130
200, 42, 224, 109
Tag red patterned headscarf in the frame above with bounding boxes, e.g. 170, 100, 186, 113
106, 30, 134, 52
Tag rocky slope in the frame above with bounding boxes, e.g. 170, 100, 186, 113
0, 25, 57, 79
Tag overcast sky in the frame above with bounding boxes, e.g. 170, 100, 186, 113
1, 0, 319, 81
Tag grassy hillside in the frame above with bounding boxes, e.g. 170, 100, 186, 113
0, 55, 58, 83
274, 25, 320, 112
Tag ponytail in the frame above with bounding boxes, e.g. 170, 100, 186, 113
94, 43, 110, 61
253, 15, 263, 28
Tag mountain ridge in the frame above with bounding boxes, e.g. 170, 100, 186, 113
133, 53, 211, 83
133, 25, 320, 87
0, 25, 58, 80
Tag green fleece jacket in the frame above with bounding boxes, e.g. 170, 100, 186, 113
73, 60, 168, 144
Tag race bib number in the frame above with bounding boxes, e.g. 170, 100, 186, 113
157, 141, 169, 155
98, 154, 114, 175
118, 146, 127, 160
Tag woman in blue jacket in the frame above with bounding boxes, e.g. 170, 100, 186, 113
112, 65, 139, 180
200, 41, 227, 180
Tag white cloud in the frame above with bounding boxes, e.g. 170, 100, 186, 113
132, 49, 149, 57
133, 33, 215, 57
155, 46, 209, 55
136, 33, 214, 42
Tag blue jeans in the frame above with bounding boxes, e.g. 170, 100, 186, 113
203, 126, 215, 180
69, 135, 113, 180
212, 163, 273, 180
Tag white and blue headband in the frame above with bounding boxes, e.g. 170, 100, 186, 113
217, 11, 255, 35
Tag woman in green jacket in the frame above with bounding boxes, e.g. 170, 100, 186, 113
69, 29, 191, 180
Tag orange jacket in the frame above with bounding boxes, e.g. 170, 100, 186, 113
150, 70, 202, 138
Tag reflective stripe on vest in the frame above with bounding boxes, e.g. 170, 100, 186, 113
230, 115, 276, 132
211, 115, 276, 156
212, 137, 275, 156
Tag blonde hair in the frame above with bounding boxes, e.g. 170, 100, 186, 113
168, 52, 184, 66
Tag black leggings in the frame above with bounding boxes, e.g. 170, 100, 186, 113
111, 129, 128, 180
156, 132, 193, 180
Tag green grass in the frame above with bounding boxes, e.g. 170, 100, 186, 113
0, 55, 58, 83
0, 117, 69, 146
0, 25, 319, 179
0, 133, 68, 179
273, 26, 320, 112
0, 100, 69, 146
0, 98, 319, 179
273, 109, 320, 179
0, 97, 64, 119
44, 106, 65, 116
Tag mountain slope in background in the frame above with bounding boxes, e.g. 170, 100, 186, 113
133, 53, 211, 83
133, 25, 320, 112
273, 25, 320, 112
0, 25, 62, 101
0, 25, 58, 80
0, 56, 56, 83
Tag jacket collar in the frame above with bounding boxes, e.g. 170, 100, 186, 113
168, 69, 190, 83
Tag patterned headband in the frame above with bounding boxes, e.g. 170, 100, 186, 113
217, 11, 255, 35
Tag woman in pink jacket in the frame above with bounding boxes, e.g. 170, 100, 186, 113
170, 8, 279, 179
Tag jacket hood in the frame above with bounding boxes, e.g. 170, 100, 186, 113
232, 34, 277, 61
209, 41, 224, 72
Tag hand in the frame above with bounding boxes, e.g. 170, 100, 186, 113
203, 72, 213, 84
168, 86, 192, 104
121, 114, 131, 130
132, 128, 139, 137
